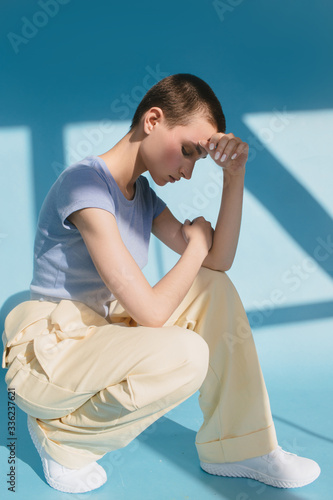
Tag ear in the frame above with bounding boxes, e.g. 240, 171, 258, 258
143, 107, 164, 134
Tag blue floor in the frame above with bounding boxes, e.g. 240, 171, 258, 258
1, 1, 333, 498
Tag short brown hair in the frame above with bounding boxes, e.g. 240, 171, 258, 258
130, 73, 226, 132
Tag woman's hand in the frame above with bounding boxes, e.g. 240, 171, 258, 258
199, 133, 249, 177
182, 216, 214, 256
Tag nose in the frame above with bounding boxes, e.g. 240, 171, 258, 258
180, 162, 195, 180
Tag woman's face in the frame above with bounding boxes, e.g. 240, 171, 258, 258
140, 112, 217, 186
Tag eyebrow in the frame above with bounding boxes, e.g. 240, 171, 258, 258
191, 142, 207, 159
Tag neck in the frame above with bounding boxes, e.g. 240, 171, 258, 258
98, 128, 146, 199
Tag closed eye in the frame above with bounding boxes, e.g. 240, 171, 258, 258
182, 146, 191, 157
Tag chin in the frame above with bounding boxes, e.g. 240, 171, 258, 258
150, 174, 168, 187
155, 180, 168, 187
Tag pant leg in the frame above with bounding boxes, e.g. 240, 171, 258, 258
164, 267, 278, 464
3, 267, 277, 468
3, 299, 209, 469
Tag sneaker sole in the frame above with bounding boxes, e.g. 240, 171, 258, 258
200, 461, 321, 488
27, 418, 106, 493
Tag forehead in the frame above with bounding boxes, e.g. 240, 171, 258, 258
172, 118, 217, 140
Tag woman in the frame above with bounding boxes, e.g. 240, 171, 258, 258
2, 74, 320, 493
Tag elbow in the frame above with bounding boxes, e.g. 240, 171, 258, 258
122, 310, 165, 328
137, 314, 167, 329
144, 319, 166, 328
204, 259, 233, 273
211, 264, 232, 273
134, 305, 169, 328
116, 290, 170, 328
219, 260, 233, 272
203, 249, 234, 273
137, 291, 173, 328
213, 253, 235, 272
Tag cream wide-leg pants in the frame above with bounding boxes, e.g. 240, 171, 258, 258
2, 267, 278, 469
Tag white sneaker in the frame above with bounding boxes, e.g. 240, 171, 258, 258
28, 419, 107, 493
200, 446, 321, 488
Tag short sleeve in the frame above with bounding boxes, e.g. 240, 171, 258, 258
57, 166, 116, 230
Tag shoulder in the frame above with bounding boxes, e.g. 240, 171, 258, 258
56, 158, 113, 202
56, 158, 116, 227
58, 157, 105, 186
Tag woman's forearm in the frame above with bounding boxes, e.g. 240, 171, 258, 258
146, 242, 207, 327
203, 169, 245, 272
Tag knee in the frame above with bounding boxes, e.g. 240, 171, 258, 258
196, 267, 236, 299
196, 266, 227, 286
171, 327, 209, 390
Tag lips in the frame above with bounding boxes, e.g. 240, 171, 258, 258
169, 175, 179, 183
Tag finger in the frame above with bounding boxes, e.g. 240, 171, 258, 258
217, 136, 246, 163
198, 140, 209, 152
212, 133, 240, 162
212, 134, 236, 161
207, 133, 225, 153
219, 138, 241, 163
184, 219, 191, 225
229, 141, 249, 161
213, 135, 231, 161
